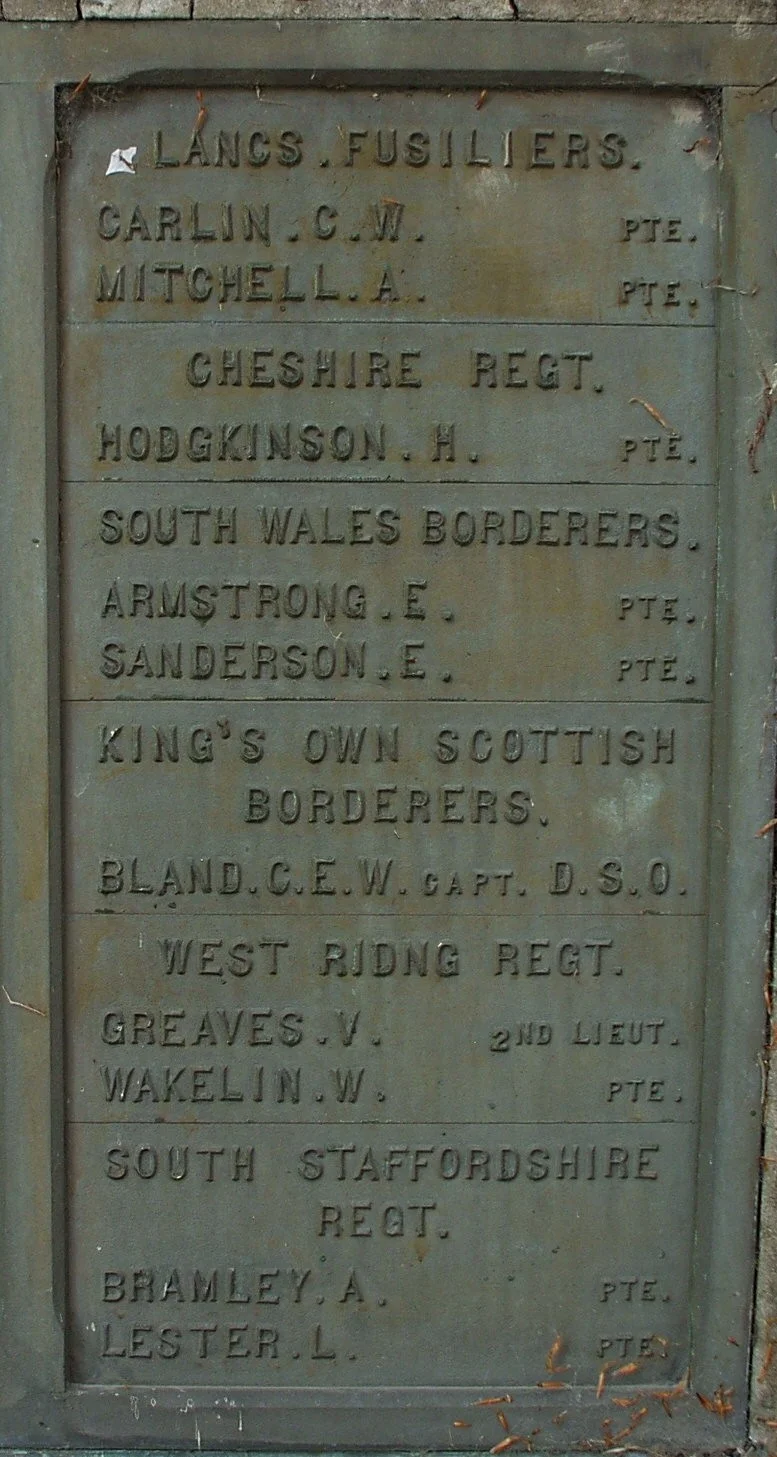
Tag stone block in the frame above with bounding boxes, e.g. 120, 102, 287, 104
193, 0, 507, 19
1, 0, 78, 18
79, 0, 189, 17
518, 0, 774, 19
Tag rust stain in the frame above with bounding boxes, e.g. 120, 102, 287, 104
759, 1320, 777, 1381
490, 1429, 541, 1453
194, 88, 208, 132
611, 1359, 642, 1379
653, 1380, 689, 1416
748, 368, 777, 473
596, 1360, 616, 1398
628, 396, 676, 432
545, 1333, 569, 1374
66, 74, 91, 104
696, 1384, 734, 1417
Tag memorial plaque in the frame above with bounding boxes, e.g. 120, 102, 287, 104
1, 22, 777, 1453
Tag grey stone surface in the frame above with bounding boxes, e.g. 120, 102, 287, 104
2, 0, 776, 15
753, 1030, 777, 1453
190, 0, 775, 15
0, 1, 773, 1451
520, 0, 774, 18
79, 0, 188, 16
192, 0, 509, 14
1, 0, 78, 17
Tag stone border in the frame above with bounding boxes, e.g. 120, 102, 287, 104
0, 7, 775, 1451
1, 0, 776, 23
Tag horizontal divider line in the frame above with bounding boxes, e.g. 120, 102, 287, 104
62, 317, 718, 330
62, 477, 717, 487
62, 696, 714, 704
66, 1117, 700, 1127
67, 908, 707, 917
68, 909, 706, 918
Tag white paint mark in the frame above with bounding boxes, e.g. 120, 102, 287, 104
586, 38, 625, 56
195, 1418, 202, 1451
129, 1395, 140, 1422
594, 775, 662, 836
690, 142, 718, 172
106, 146, 137, 176
671, 100, 705, 129
585, 38, 627, 70
469, 169, 508, 203
2, 985, 46, 1017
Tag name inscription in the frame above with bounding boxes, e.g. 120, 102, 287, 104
61, 83, 717, 1414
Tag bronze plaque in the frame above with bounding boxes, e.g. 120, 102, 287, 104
62, 79, 716, 1407
1, 23, 776, 1451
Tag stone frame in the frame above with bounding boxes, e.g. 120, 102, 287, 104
1, 19, 777, 1449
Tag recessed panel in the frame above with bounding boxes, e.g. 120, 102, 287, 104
61, 82, 720, 1445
